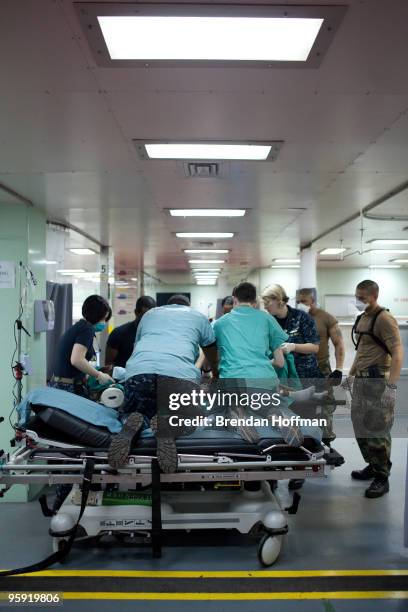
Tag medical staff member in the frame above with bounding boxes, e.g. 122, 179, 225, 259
50, 294, 113, 395
261, 284, 322, 384
221, 295, 234, 315
297, 287, 345, 442
213, 282, 292, 443
105, 295, 156, 368
349, 280, 403, 498
108, 294, 218, 473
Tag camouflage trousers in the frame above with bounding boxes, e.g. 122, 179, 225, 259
317, 359, 336, 442
351, 376, 394, 478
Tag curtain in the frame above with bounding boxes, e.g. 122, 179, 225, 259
46, 282, 73, 381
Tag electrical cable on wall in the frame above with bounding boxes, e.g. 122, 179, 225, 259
9, 262, 36, 429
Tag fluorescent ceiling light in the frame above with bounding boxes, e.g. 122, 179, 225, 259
369, 265, 401, 269
189, 260, 225, 264
319, 248, 346, 255
390, 259, 408, 263
177, 233, 233, 239
192, 268, 221, 272
145, 143, 271, 160
57, 269, 85, 274
98, 15, 323, 62
170, 209, 246, 217
69, 248, 96, 255
368, 239, 408, 245
273, 259, 300, 263
131, 277, 138, 281
196, 281, 217, 286
36, 260, 58, 265
185, 250, 229, 254
369, 249, 408, 254
271, 265, 300, 269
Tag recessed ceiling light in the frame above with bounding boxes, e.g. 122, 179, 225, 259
273, 259, 300, 263
191, 268, 221, 272
57, 269, 86, 274
368, 239, 408, 245
170, 209, 245, 217
177, 233, 233, 239
319, 248, 347, 255
369, 249, 408, 254
196, 280, 217, 285
189, 260, 225, 264
36, 260, 58, 265
368, 265, 401, 269
271, 265, 300, 269
98, 15, 323, 62
142, 143, 273, 161
131, 277, 138, 281
70, 248, 96, 255
185, 250, 229, 254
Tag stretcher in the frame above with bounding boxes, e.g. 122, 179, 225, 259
0, 397, 344, 568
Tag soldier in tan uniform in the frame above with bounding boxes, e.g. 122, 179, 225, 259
297, 288, 345, 442
349, 280, 403, 498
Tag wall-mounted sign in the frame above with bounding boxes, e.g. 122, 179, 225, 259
0, 261, 15, 288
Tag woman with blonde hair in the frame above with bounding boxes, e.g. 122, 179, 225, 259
261, 284, 323, 384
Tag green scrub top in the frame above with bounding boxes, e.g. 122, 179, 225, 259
213, 306, 288, 390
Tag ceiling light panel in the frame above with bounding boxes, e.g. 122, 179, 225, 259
140, 142, 278, 161
368, 239, 408, 245
77, 4, 346, 68
189, 260, 225, 264
177, 233, 233, 239
170, 209, 246, 217
184, 250, 229, 254
319, 248, 347, 255
70, 248, 96, 255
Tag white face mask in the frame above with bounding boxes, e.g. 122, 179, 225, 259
355, 299, 367, 312
297, 302, 311, 314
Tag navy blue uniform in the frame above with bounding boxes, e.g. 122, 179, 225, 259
106, 319, 140, 368
52, 319, 95, 382
275, 305, 323, 383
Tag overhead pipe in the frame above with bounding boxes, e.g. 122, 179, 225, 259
0, 181, 34, 207
302, 178, 408, 250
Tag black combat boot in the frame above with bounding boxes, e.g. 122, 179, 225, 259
365, 476, 389, 498
351, 465, 376, 480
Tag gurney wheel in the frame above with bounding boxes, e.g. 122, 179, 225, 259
257, 534, 282, 567
52, 537, 68, 562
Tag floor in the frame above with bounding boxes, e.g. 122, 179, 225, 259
0, 438, 407, 611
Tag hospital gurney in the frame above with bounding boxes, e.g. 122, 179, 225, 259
0, 392, 344, 569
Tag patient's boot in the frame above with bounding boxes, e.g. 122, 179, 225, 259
150, 414, 178, 474
227, 406, 260, 444
108, 412, 144, 469
288, 386, 315, 402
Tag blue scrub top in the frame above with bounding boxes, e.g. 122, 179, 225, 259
125, 305, 215, 383
213, 306, 288, 389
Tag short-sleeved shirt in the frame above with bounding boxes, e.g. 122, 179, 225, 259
125, 305, 216, 383
106, 319, 140, 368
351, 306, 402, 373
213, 306, 288, 389
275, 305, 322, 380
53, 319, 95, 380
311, 308, 338, 365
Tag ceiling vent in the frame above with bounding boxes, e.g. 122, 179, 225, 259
185, 162, 220, 178
197, 241, 215, 247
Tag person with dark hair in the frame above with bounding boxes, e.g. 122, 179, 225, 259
349, 279, 403, 498
108, 297, 218, 473
214, 282, 286, 387
50, 294, 113, 395
106, 295, 157, 367
167, 294, 190, 306
221, 295, 234, 315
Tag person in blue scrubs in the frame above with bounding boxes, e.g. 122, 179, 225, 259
50, 294, 113, 396
108, 294, 219, 473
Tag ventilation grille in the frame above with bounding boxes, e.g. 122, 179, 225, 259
185, 162, 220, 178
